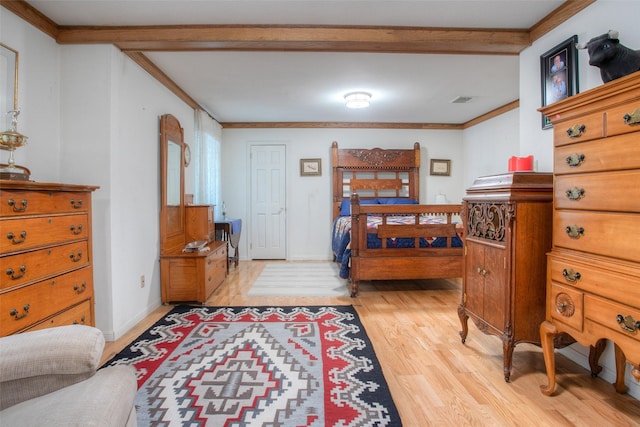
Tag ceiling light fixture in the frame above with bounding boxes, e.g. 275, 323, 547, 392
344, 92, 371, 109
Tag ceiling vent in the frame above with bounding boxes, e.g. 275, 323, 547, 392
450, 96, 473, 104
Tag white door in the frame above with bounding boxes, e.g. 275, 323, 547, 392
250, 145, 286, 259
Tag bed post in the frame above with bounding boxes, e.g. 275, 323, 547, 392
349, 193, 361, 297
411, 142, 420, 200
332, 141, 341, 219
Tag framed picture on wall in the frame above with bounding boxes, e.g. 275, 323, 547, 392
300, 158, 322, 176
0, 43, 18, 132
430, 159, 451, 176
540, 35, 579, 129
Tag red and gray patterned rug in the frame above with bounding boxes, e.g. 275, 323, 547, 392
104, 305, 402, 426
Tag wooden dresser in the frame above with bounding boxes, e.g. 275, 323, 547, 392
458, 172, 553, 382
0, 181, 98, 336
160, 205, 227, 304
539, 71, 640, 395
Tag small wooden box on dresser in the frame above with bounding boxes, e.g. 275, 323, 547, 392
160, 205, 227, 304
0, 180, 98, 336
458, 172, 554, 382
539, 71, 640, 396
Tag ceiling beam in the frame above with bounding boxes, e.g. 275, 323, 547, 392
57, 25, 529, 55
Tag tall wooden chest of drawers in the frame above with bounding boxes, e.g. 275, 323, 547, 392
539, 71, 640, 395
0, 181, 98, 336
458, 172, 553, 382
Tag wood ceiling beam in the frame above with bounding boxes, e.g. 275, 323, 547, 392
56, 25, 529, 55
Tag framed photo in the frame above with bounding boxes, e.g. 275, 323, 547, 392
430, 159, 451, 176
540, 35, 579, 129
0, 43, 18, 132
300, 158, 321, 176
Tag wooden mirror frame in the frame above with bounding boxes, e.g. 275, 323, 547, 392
160, 114, 186, 254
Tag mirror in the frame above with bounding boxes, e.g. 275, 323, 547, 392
160, 114, 186, 253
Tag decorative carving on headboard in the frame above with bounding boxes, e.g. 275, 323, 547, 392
345, 148, 404, 167
466, 201, 511, 243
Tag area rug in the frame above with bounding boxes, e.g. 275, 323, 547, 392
104, 305, 402, 427
248, 262, 349, 297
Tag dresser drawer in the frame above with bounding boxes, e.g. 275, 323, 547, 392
585, 294, 640, 346
0, 214, 89, 254
548, 282, 583, 332
553, 211, 640, 263
0, 267, 93, 335
606, 102, 640, 137
553, 111, 603, 147
549, 255, 640, 303
554, 171, 640, 212
0, 190, 91, 217
554, 133, 640, 175
25, 299, 93, 332
1, 241, 89, 290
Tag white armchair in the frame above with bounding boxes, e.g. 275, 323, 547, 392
0, 325, 137, 426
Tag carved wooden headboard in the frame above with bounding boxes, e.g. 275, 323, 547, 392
331, 141, 420, 219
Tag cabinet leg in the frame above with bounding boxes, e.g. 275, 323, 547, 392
503, 339, 514, 382
613, 344, 629, 394
588, 339, 606, 377
457, 305, 469, 343
350, 279, 359, 298
540, 320, 558, 396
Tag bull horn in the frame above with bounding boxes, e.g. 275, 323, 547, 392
576, 42, 587, 49
608, 30, 619, 39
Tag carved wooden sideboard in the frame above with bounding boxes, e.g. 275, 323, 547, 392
539, 71, 640, 395
0, 180, 98, 336
458, 172, 553, 381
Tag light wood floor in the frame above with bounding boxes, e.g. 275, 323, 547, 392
102, 261, 640, 426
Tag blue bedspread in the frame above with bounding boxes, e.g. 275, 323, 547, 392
332, 215, 462, 279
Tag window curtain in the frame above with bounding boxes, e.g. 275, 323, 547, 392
193, 109, 222, 218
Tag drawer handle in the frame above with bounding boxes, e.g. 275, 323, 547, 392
6, 265, 26, 280
70, 224, 83, 235
7, 198, 28, 212
476, 267, 488, 277
565, 187, 585, 201
565, 153, 585, 167
70, 199, 83, 209
562, 268, 581, 282
617, 314, 640, 334
7, 230, 27, 244
74, 281, 87, 294
566, 124, 586, 138
623, 109, 640, 126
565, 225, 584, 239
69, 251, 83, 262
9, 304, 30, 320
73, 315, 86, 325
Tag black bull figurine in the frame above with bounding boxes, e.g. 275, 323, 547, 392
577, 30, 640, 83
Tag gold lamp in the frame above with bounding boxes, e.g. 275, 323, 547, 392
0, 110, 29, 180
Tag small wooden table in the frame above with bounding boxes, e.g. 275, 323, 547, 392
215, 219, 241, 268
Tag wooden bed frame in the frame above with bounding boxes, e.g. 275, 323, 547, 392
332, 141, 463, 296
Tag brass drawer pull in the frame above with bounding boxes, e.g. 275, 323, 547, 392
6, 265, 26, 280
566, 124, 586, 138
565, 153, 585, 167
562, 268, 581, 282
73, 315, 86, 325
8, 198, 27, 212
476, 267, 488, 277
565, 225, 584, 239
69, 251, 83, 262
73, 282, 87, 294
7, 230, 27, 244
10, 304, 30, 320
70, 199, 83, 209
565, 187, 585, 201
623, 109, 640, 125
70, 224, 83, 235
617, 314, 640, 334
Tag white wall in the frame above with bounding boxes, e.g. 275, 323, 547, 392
517, 0, 640, 399
2, 9, 196, 340
221, 128, 464, 261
